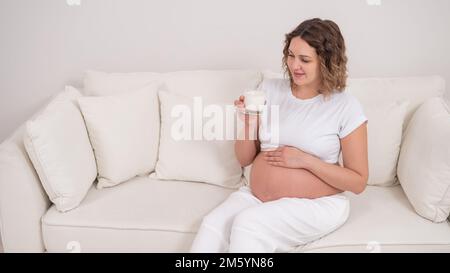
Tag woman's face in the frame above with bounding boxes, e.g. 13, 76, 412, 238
287, 37, 322, 89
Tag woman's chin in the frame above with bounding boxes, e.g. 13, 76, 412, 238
293, 80, 305, 86
294, 79, 316, 88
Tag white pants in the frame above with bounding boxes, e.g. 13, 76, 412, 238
190, 186, 350, 253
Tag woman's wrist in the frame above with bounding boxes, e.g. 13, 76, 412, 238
237, 113, 259, 140
301, 153, 317, 171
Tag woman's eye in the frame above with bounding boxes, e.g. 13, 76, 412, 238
288, 54, 294, 57
302, 60, 310, 63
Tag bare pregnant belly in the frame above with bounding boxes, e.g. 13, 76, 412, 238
250, 153, 342, 202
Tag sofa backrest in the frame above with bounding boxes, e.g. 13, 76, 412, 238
84, 69, 263, 103
345, 76, 446, 133
346, 76, 446, 186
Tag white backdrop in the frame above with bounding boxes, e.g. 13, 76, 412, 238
1, 0, 449, 142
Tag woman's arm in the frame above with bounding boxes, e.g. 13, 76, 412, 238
250, 156, 341, 202
305, 122, 368, 194
235, 115, 260, 167
263, 122, 369, 195
234, 96, 261, 167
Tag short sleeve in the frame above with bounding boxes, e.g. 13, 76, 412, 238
256, 79, 283, 105
256, 79, 266, 91
338, 95, 368, 138
256, 79, 272, 96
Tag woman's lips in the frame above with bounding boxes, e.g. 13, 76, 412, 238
294, 72, 305, 78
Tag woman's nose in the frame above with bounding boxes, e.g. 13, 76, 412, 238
292, 58, 302, 69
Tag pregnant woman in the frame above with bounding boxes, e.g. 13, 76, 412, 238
190, 18, 368, 253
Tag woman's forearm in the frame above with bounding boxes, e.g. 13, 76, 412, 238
235, 121, 260, 167
304, 156, 368, 194
250, 155, 342, 202
260, 145, 366, 197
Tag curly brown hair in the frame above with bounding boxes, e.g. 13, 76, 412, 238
282, 18, 348, 96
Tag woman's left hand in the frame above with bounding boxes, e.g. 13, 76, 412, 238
263, 146, 313, 169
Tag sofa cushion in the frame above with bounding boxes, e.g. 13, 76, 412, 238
363, 101, 409, 186
82, 69, 261, 185
42, 180, 450, 253
345, 76, 445, 133
296, 185, 450, 252
83, 70, 163, 96
42, 177, 234, 252
153, 90, 243, 189
397, 97, 450, 222
23, 86, 97, 212
78, 84, 160, 189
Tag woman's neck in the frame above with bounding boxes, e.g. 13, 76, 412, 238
291, 82, 321, 100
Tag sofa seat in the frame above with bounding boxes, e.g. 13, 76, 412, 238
42, 176, 450, 253
296, 185, 450, 253
42, 176, 235, 252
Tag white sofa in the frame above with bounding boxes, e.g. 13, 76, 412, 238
1, 70, 449, 253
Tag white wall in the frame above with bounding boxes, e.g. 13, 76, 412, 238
1, 0, 449, 142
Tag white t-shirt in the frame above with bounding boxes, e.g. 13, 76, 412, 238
257, 79, 368, 164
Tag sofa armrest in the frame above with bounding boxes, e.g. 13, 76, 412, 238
0, 125, 51, 252
397, 97, 450, 222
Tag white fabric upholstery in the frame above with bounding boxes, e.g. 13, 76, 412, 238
41, 180, 450, 253
364, 101, 409, 186
397, 97, 450, 222
162, 70, 262, 103
0, 126, 51, 252
84, 69, 262, 103
345, 76, 445, 133
153, 91, 243, 189
296, 185, 450, 253
83, 70, 163, 96
82, 69, 261, 188
42, 177, 234, 252
346, 76, 444, 186
0, 88, 83, 252
78, 84, 160, 189
24, 86, 97, 212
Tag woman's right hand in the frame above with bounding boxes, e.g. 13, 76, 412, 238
234, 95, 258, 125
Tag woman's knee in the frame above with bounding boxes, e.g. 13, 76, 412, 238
201, 210, 226, 229
200, 203, 241, 231
229, 209, 276, 252
313, 196, 351, 237
231, 207, 267, 232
